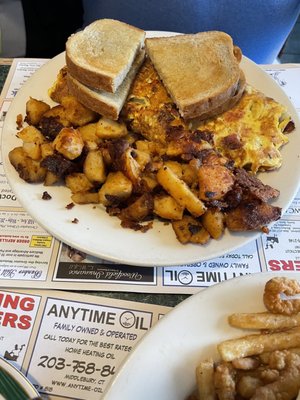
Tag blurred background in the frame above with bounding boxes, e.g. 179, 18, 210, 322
0, 0, 299, 64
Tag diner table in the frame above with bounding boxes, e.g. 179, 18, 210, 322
0, 56, 300, 399
0, 57, 300, 305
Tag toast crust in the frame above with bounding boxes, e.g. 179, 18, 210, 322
67, 50, 145, 120
145, 31, 242, 119
66, 19, 145, 93
67, 74, 119, 119
190, 70, 246, 122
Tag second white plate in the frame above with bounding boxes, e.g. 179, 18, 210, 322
103, 272, 300, 399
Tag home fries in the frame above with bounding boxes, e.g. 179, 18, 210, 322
8, 19, 295, 245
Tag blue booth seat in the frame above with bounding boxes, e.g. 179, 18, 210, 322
82, 0, 300, 64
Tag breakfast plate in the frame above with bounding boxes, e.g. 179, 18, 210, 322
102, 272, 300, 399
2, 31, 300, 266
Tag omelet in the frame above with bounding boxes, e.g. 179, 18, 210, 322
122, 58, 190, 145
122, 59, 294, 173
196, 85, 293, 173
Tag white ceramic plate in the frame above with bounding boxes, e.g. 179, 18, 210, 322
2, 32, 300, 266
102, 272, 300, 399
0, 357, 39, 399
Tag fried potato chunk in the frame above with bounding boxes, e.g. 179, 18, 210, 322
198, 164, 234, 201
157, 166, 206, 217
96, 117, 127, 139
53, 127, 84, 160
98, 171, 133, 206
65, 173, 93, 193
172, 215, 210, 244
25, 97, 50, 125
9, 147, 46, 183
154, 194, 184, 220
83, 150, 106, 183
201, 208, 225, 239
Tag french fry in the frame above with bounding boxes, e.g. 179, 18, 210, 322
229, 312, 300, 330
195, 358, 216, 400
217, 326, 300, 362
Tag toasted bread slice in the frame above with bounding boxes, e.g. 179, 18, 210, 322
66, 19, 145, 93
67, 50, 145, 120
191, 69, 246, 121
145, 31, 242, 119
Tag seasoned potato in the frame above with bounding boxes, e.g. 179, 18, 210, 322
9, 147, 46, 183
182, 159, 201, 187
198, 164, 234, 201
201, 208, 225, 239
61, 95, 98, 126
122, 148, 141, 184
65, 173, 93, 193
164, 160, 183, 178
172, 215, 210, 244
157, 166, 206, 217
120, 193, 153, 221
40, 142, 54, 159
78, 122, 101, 150
141, 173, 158, 191
135, 140, 164, 156
83, 150, 106, 183
26, 97, 50, 125
42, 105, 71, 127
22, 141, 41, 160
53, 127, 84, 160
96, 117, 127, 139
71, 191, 99, 204
17, 125, 46, 144
98, 171, 132, 206
154, 194, 184, 220
133, 149, 151, 170
44, 171, 60, 186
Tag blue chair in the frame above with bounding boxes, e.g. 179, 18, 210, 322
82, 0, 300, 64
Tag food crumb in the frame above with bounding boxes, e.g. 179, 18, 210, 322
42, 191, 52, 200
72, 218, 79, 224
66, 202, 75, 209
16, 113, 23, 129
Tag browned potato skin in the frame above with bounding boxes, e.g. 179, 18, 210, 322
78, 122, 101, 150
9, 147, 46, 183
202, 208, 225, 239
65, 173, 93, 193
96, 117, 127, 139
61, 95, 98, 126
71, 191, 99, 204
17, 125, 46, 145
52, 127, 84, 160
44, 171, 60, 186
154, 194, 184, 220
26, 97, 50, 125
83, 150, 106, 183
120, 194, 153, 221
98, 172, 133, 206
42, 105, 71, 127
157, 165, 206, 217
172, 215, 210, 244
198, 164, 234, 201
